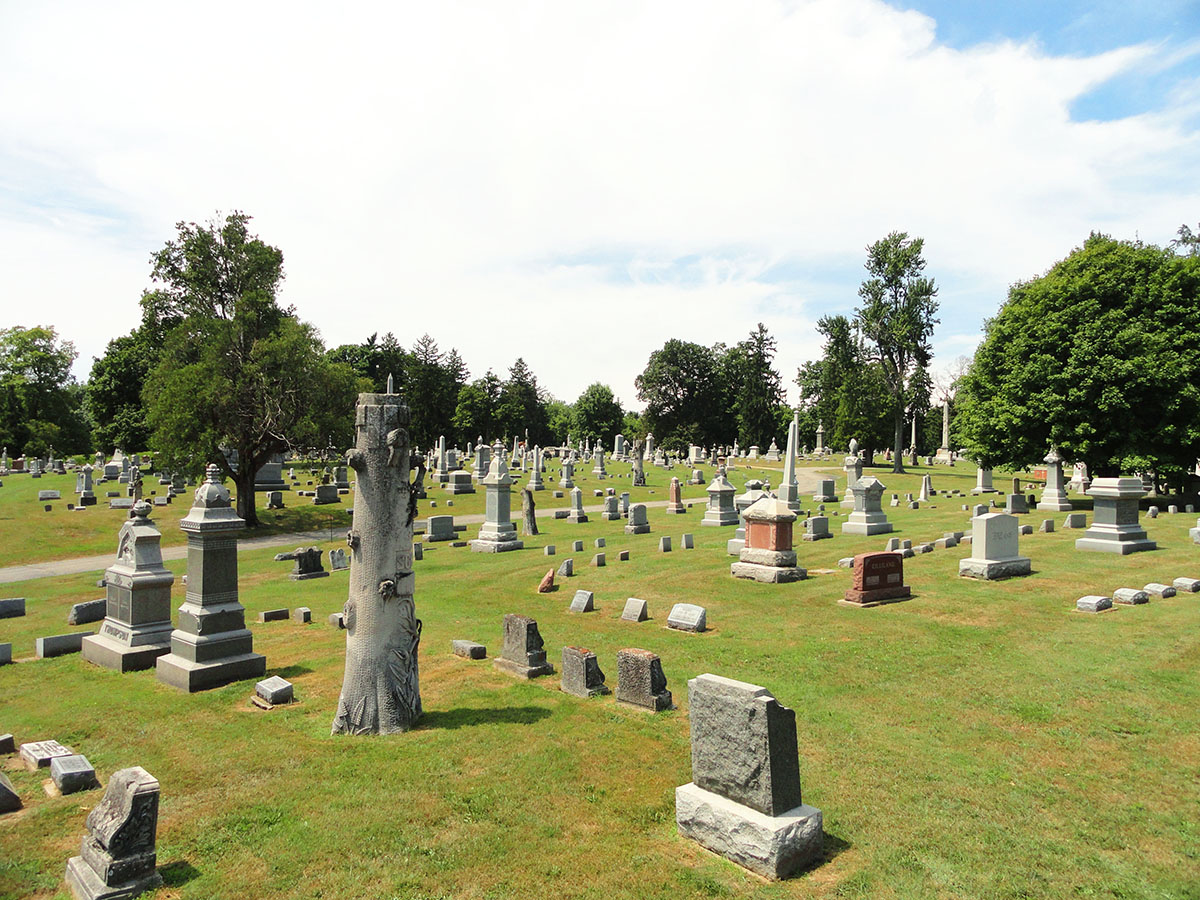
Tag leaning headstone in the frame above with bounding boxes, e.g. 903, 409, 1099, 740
64, 766, 162, 900
570, 590, 595, 612
840, 552, 911, 607
157, 464, 266, 692
959, 513, 1031, 580
621, 598, 649, 622
493, 614, 554, 678
676, 674, 823, 879
1076, 595, 1113, 613
0, 772, 19, 813
615, 648, 672, 711
667, 602, 707, 633
560, 646, 610, 697
51, 755, 99, 794
1074, 477, 1156, 554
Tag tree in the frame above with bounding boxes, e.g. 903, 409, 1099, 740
452, 371, 503, 444
545, 399, 573, 445
497, 358, 549, 445
86, 328, 157, 453
1170, 222, 1200, 257
0, 325, 90, 457
730, 323, 785, 448
572, 383, 625, 447
956, 232, 1200, 488
635, 340, 725, 451
141, 212, 359, 526
327, 332, 411, 395
855, 232, 939, 472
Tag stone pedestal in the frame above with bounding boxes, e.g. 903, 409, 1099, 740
676, 674, 822, 880
971, 467, 996, 494
701, 470, 738, 527
64, 767, 162, 900
565, 486, 589, 524
841, 456, 862, 507
841, 476, 893, 536
959, 512, 1031, 579
731, 498, 806, 583
82, 502, 175, 673
470, 452, 524, 553
1037, 449, 1073, 511
1075, 477, 1157, 554
156, 465, 265, 692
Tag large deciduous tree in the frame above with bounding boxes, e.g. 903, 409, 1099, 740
855, 232, 939, 473
0, 325, 90, 457
635, 339, 724, 451
956, 232, 1200, 488
572, 382, 625, 447
141, 212, 359, 526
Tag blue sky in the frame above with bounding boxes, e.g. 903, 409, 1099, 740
1, 0, 1197, 409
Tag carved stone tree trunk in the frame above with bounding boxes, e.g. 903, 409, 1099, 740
631, 439, 646, 487
332, 390, 422, 735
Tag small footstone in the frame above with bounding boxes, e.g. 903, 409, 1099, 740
328, 612, 346, 628
544, 545, 556, 556
569, 590, 595, 612
621, 598, 649, 622
618, 550, 630, 561
594, 538, 606, 548
51, 754, 99, 794
591, 553, 606, 567
292, 607, 311, 623
572, 540, 584, 552
1143, 583, 1175, 599
537, 569, 555, 593
1173, 577, 1200, 593
1019, 524, 1033, 535
1077, 595, 1112, 613
667, 603, 707, 633
557, 558, 574, 578
0, 773, 20, 813
452, 640, 486, 659
255, 675, 294, 704
681, 533, 694, 549
20, 739, 74, 771
258, 608, 288, 623
1113, 588, 1148, 605
837, 557, 854, 568
659, 536, 672, 553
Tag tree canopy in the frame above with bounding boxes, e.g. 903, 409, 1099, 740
141, 212, 359, 526
0, 325, 90, 457
572, 382, 625, 447
956, 232, 1200, 487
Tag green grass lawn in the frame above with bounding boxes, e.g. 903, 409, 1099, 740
1, 458, 1197, 899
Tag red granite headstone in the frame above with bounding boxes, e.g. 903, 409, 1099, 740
841, 551, 911, 607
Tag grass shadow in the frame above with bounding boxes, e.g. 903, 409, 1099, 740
419, 705, 553, 731
272, 665, 315, 679
159, 860, 201, 887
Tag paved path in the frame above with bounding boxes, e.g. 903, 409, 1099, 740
0, 467, 829, 585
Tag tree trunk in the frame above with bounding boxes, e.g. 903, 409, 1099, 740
891, 405, 906, 474
333, 391, 422, 735
631, 439, 646, 486
521, 488, 538, 536
235, 469, 258, 528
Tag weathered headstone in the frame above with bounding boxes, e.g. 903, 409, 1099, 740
621, 598, 649, 622
0, 597, 26, 618
676, 674, 822, 879
64, 766, 162, 900
0, 772, 19, 813
1076, 595, 1113, 613
452, 640, 486, 659
275, 546, 329, 580
256, 675, 294, 704
1113, 588, 1149, 605
565, 486, 589, 524
560, 646, 609, 697
667, 602, 707, 632
52, 754, 99, 794
493, 614, 554, 678
615, 648, 672, 710
20, 739, 74, 770
624, 503, 650, 534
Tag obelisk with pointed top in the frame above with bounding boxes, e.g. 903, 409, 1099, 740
332, 386, 422, 734
777, 412, 801, 512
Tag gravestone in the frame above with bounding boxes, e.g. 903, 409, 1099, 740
558, 458, 574, 489
452, 640, 486, 659
470, 451, 524, 553
659, 535, 672, 552
1074, 477, 1157, 554
1005, 493, 1029, 515
569, 589, 595, 612
731, 497, 806, 583
1063, 512, 1087, 529
840, 552, 911, 607
676, 674, 822, 879
37, 632, 92, 658
615, 648, 672, 710
802, 516, 831, 541
266, 490, 285, 510
556, 558, 574, 578
0, 597, 26, 618
812, 478, 836, 503
313, 483, 339, 504
68, 598, 107, 626
566, 486, 589, 524
972, 468, 997, 494
1076, 595, 1113, 613
841, 476, 894, 536
592, 449, 608, 478
727, 483, 768, 556
0, 773, 18, 813
426, 515, 457, 542
256, 675, 294, 704
667, 602, 707, 632
1037, 448, 1073, 511
329, 548, 349, 571
665, 477, 686, 514
560, 646, 609, 697
275, 546, 329, 579
156, 464, 266, 692
1172, 577, 1199, 593
20, 739, 74, 770
64, 766, 162, 900
624, 503, 650, 534
1113, 587, 1149, 605
446, 470, 475, 495
959, 513, 1031, 579
701, 469, 738, 526
621, 598, 649, 622
52, 754, 99, 794
601, 495, 621, 521
493, 614, 554, 678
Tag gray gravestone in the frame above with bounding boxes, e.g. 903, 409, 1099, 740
569, 590, 595, 612
255, 675, 294, 704
51, 754, 98, 794
64, 766, 162, 900
452, 640, 486, 659
560, 646, 609, 697
668, 603, 707, 633
615, 648, 672, 711
493, 614, 554, 678
958, 513, 1031, 580
621, 598, 649, 622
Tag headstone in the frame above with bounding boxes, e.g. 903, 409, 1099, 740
64, 766, 162, 900
471, 450, 525, 553
51, 754, 100, 794
68, 598, 106, 625
972, 467, 997, 494
624, 503, 650, 534
1143, 583, 1175, 599
0, 597, 26, 618
20, 739, 75, 770
1113, 588, 1149, 605
258, 608, 288, 622
682, 533, 694, 549
667, 602, 707, 632
731, 497, 805, 583
275, 546, 329, 579
615, 648, 672, 711
591, 553, 606, 567
701, 469, 738, 527
812, 478, 836, 503
156, 464, 266, 692
959, 513, 1031, 579
840, 552, 911, 607
1063, 512, 1087, 529
560, 646, 609, 697
0, 772, 19, 813
558, 458, 574, 489
566, 486, 589, 524
255, 675, 294, 704
1039, 519, 1054, 533
601, 495, 621, 520
328, 548, 349, 571
841, 476, 894, 535
676, 674, 822, 879
1037, 448, 1073, 511
1074, 477, 1157, 554
493, 614, 554, 678
452, 640, 486, 659
658, 535, 672, 552
292, 607, 312, 623
665, 477, 685, 514
1005, 493, 1029, 515
426, 514, 457, 542
556, 558, 574, 578
1076, 595, 1113, 613
621, 598, 649, 622
36, 632, 92, 658
446, 470, 475, 495
802, 516, 831, 541
1171, 577, 1199, 593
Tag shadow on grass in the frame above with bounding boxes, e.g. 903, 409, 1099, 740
820, 830, 852, 865
272, 665, 315, 679
419, 705, 552, 731
160, 860, 201, 887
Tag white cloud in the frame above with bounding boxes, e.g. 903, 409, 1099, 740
0, 0, 1196, 410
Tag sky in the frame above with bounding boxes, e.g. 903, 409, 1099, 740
1, 0, 1197, 410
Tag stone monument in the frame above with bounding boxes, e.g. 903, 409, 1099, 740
1074, 477, 1157, 554
470, 451, 524, 553
730, 497, 806, 583
64, 766, 162, 900
701, 469, 738, 526
959, 512, 1031, 579
841, 476, 893, 535
1037, 448, 1073, 512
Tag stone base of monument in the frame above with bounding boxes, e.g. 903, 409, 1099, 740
290, 570, 329, 581
624, 523, 650, 534
66, 853, 162, 900
79, 495, 97, 507
839, 585, 911, 608
1074, 534, 1158, 554
840, 514, 893, 536
492, 657, 554, 679
675, 783, 823, 880
156, 650, 267, 692
81, 632, 171, 673
469, 538, 525, 553
730, 561, 806, 583
957, 556, 1032, 579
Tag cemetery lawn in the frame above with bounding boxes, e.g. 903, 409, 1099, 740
1, 460, 1198, 899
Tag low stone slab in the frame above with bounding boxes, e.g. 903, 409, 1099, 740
20, 739, 74, 771
51, 754, 98, 794
292, 607, 312, 623
1173, 577, 1200, 593
328, 612, 346, 628
0, 734, 13, 754
621, 598, 649, 622
255, 675, 294, 704
668, 603, 707, 633
569, 590, 595, 613
676, 783, 823, 880
1113, 588, 1148, 605
37, 490, 60, 501
258, 608, 289, 623
67, 598, 106, 625
36, 632, 92, 658
1062, 513, 1086, 529
1076, 595, 1113, 613
958, 557, 1031, 580
452, 640, 486, 659
543, 545, 556, 556
0, 644, 10, 665
1143, 583, 1176, 599
109, 498, 134, 510
0, 597, 26, 619
0, 772, 20, 813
